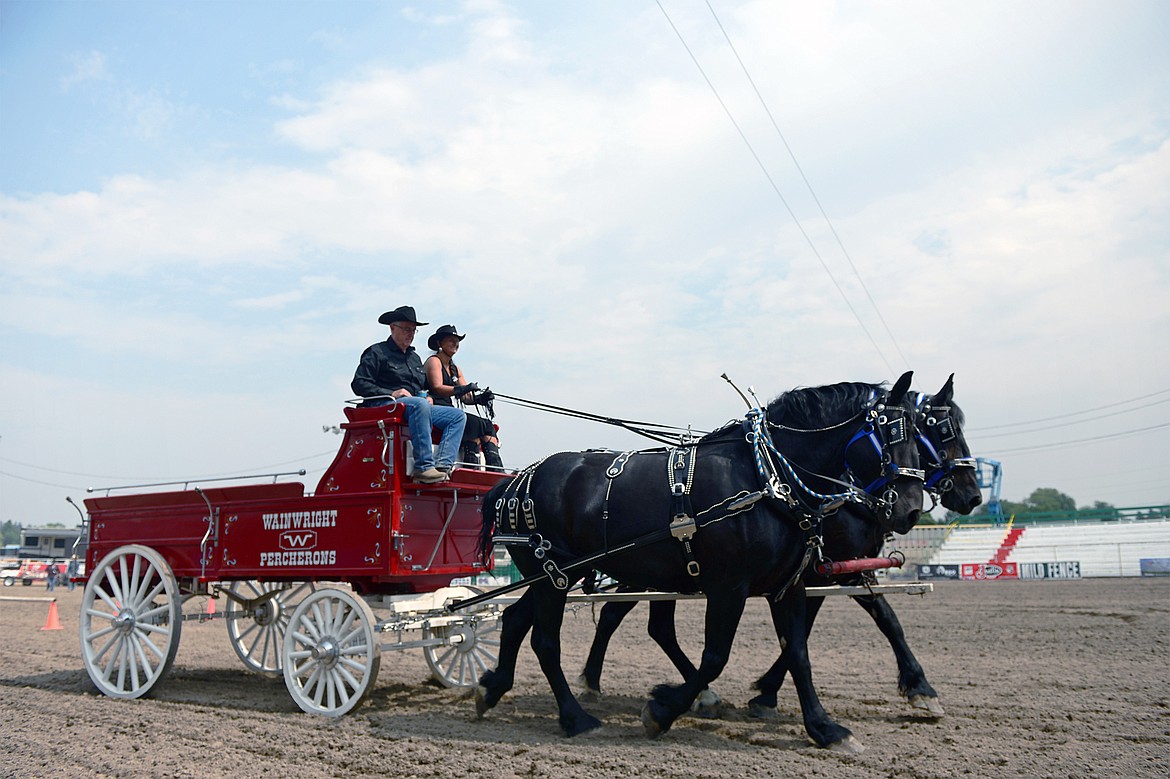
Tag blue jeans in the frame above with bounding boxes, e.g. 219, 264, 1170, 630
392, 396, 466, 471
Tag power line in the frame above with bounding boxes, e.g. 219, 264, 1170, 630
701, 0, 910, 371
968, 397, 1169, 440
0, 469, 84, 490
655, 0, 897, 376
982, 422, 1169, 455
967, 388, 1170, 432
0, 450, 336, 484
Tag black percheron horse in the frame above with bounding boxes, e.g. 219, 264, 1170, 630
474, 372, 924, 751
576, 374, 981, 720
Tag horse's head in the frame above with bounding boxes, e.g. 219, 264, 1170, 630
841, 370, 925, 535
914, 374, 981, 515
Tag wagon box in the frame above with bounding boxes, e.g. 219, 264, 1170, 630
80, 404, 507, 595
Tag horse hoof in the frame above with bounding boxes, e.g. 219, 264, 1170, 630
575, 673, 601, 701
747, 700, 777, 719
827, 734, 865, 755
564, 714, 603, 738
909, 694, 945, 717
474, 686, 491, 719
640, 704, 664, 739
689, 689, 723, 719
577, 722, 604, 738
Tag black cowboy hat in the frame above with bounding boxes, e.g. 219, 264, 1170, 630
427, 324, 466, 351
378, 305, 428, 326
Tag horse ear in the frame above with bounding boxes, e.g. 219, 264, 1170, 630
889, 370, 913, 404
935, 373, 955, 404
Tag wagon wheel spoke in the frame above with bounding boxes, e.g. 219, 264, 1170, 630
422, 588, 504, 689
81, 545, 181, 700
225, 581, 316, 677
282, 586, 380, 717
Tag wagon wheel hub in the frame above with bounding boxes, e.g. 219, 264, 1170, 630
113, 608, 137, 634
450, 624, 475, 654
253, 600, 277, 627
310, 638, 340, 666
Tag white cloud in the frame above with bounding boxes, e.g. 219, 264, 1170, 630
60, 50, 109, 90
1, 1, 1168, 521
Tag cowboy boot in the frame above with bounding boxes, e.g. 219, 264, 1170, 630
461, 441, 482, 469
481, 440, 503, 471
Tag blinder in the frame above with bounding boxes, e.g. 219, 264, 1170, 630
843, 396, 924, 515
914, 397, 976, 494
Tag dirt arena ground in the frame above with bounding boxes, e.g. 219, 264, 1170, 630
2, 577, 1167, 779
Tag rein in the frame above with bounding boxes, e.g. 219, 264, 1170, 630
492, 392, 704, 446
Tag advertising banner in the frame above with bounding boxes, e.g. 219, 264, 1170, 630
960, 562, 1018, 580
1018, 561, 1082, 580
916, 563, 960, 580
1140, 558, 1170, 576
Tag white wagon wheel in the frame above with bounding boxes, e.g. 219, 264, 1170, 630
224, 580, 316, 677
282, 585, 381, 717
422, 587, 502, 688
79, 544, 182, 699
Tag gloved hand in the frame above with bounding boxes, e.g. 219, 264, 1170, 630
473, 388, 495, 405
453, 382, 480, 399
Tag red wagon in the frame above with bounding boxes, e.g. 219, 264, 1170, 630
78, 402, 508, 716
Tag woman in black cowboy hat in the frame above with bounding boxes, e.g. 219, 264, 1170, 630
423, 324, 503, 470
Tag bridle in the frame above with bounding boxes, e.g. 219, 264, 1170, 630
840, 392, 926, 521
913, 393, 977, 500
747, 389, 925, 524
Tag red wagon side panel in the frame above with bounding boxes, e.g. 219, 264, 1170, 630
80, 405, 509, 594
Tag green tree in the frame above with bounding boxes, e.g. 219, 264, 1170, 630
1022, 488, 1076, 513
1, 520, 21, 545
1078, 501, 1118, 520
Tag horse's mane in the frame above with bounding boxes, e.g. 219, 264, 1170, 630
766, 381, 886, 429
699, 381, 886, 443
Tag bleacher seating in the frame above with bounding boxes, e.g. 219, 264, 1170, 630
1006, 520, 1170, 577
929, 525, 1010, 566
917, 519, 1170, 577
882, 525, 950, 567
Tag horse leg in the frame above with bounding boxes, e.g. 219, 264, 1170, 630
578, 599, 638, 700
769, 587, 861, 753
641, 590, 745, 739
748, 595, 827, 718
852, 594, 944, 716
529, 586, 602, 736
476, 588, 535, 718
643, 600, 722, 717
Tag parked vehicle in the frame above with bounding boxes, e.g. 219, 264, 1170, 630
2, 560, 49, 587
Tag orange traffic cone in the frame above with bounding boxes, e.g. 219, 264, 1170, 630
40, 600, 63, 631
203, 597, 217, 619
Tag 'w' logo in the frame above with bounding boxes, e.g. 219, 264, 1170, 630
279, 530, 318, 551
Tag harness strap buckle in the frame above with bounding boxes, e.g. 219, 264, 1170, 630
670, 513, 696, 541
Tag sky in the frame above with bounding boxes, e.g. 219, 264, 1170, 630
1, 0, 1168, 529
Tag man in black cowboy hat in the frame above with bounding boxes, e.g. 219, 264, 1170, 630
352, 306, 467, 484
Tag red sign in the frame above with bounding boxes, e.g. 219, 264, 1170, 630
960, 562, 1019, 580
